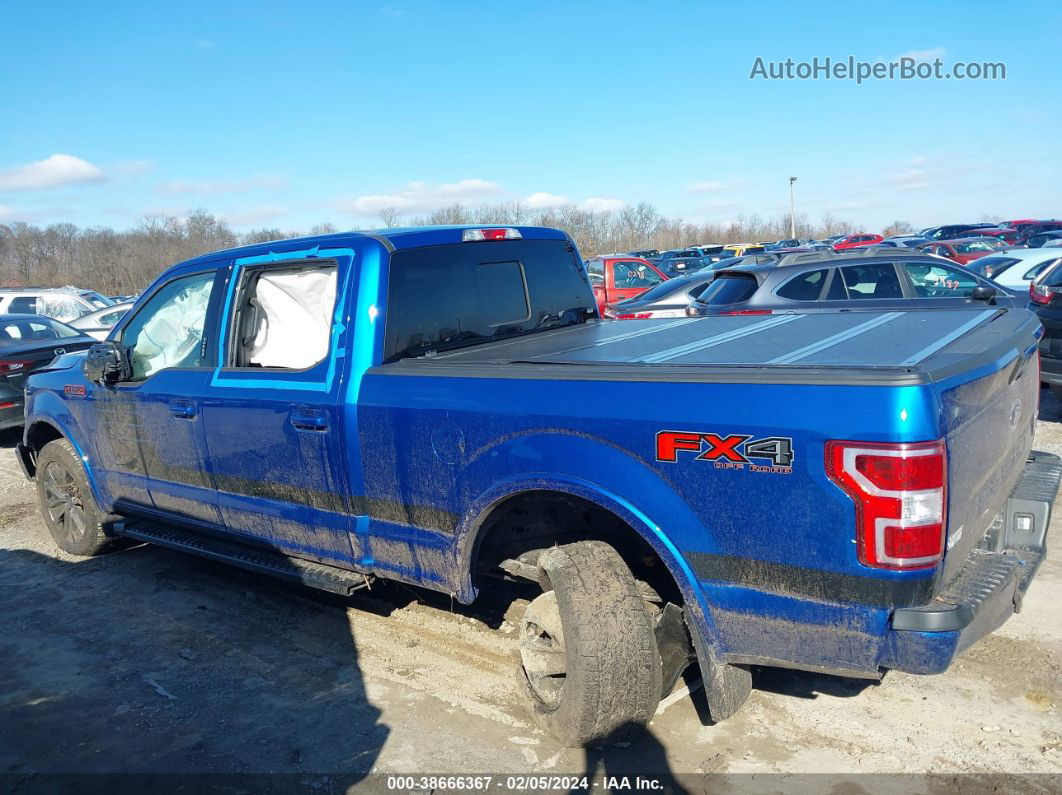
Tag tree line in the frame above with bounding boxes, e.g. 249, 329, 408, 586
0, 203, 912, 295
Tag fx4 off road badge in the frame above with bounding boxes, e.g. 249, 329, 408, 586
656, 430, 794, 474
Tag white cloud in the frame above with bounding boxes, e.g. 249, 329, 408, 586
0, 154, 105, 191
0, 204, 15, 221
155, 175, 287, 195
524, 191, 571, 208
897, 47, 946, 62
222, 204, 290, 226
336, 178, 502, 215
579, 197, 625, 212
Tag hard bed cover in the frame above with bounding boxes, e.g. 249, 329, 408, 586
379, 308, 1037, 386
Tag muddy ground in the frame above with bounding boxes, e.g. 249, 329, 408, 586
1, 392, 1061, 792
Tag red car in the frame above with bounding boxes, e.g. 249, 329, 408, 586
920, 238, 998, 265
584, 256, 668, 316
971, 227, 1020, 245
832, 233, 884, 251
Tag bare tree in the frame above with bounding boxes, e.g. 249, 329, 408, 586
378, 208, 402, 228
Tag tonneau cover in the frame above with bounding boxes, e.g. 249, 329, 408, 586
377, 308, 1040, 386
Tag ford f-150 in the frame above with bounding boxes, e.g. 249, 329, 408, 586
17, 225, 1059, 746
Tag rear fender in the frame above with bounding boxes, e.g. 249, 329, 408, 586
452, 435, 726, 658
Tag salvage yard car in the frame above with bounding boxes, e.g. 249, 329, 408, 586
585, 255, 667, 315
687, 250, 1017, 316
16, 225, 1060, 747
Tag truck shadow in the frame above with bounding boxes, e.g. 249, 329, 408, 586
0, 545, 388, 780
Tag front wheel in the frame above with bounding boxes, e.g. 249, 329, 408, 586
517, 541, 662, 747
35, 438, 116, 557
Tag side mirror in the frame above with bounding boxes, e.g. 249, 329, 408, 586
83, 341, 131, 385
971, 285, 998, 303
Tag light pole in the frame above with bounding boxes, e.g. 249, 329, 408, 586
789, 176, 798, 239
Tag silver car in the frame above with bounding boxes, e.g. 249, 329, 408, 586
68, 302, 133, 340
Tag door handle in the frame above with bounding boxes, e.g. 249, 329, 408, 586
169, 399, 196, 419
290, 406, 328, 432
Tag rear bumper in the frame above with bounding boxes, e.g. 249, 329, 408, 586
883, 451, 1060, 674
0, 397, 25, 430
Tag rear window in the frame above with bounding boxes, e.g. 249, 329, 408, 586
384, 239, 593, 361
968, 256, 1018, 277
696, 273, 759, 306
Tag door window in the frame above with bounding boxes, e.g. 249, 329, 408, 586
775, 269, 827, 301
228, 263, 339, 370
902, 262, 981, 297
6, 296, 39, 314
838, 265, 903, 299
613, 262, 663, 288
122, 272, 216, 381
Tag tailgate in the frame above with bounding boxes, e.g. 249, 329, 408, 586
934, 313, 1041, 583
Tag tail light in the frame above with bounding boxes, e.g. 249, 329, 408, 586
1030, 279, 1057, 305
825, 439, 947, 570
462, 228, 521, 242
0, 360, 32, 375
613, 312, 652, 319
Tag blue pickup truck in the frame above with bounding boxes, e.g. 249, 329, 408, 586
17, 225, 1060, 746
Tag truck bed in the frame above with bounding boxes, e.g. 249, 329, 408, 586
378, 308, 1037, 386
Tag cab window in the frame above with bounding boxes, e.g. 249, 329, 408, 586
122, 272, 217, 381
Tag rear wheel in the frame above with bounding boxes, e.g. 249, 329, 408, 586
35, 438, 115, 557
517, 541, 662, 747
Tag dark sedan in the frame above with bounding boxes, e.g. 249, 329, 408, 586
686, 253, 1016, 317
0, 315, 96, 429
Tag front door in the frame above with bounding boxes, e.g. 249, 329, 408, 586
109, 269, 225, 525
199, 253, 361, 566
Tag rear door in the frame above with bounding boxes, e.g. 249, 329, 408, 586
199, 252, 361, 566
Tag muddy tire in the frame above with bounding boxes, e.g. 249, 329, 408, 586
35, 438, 115, 557
517, 541, 662, 747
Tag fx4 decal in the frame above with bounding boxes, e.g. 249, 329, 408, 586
656, 430, 795, 473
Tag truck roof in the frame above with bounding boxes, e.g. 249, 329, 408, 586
375, 308, 1038, 387
176, 225, 570, 268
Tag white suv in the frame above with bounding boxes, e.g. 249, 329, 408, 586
0, 287, 114, 323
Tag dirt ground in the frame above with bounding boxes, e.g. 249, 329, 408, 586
2, 393, 1062, 792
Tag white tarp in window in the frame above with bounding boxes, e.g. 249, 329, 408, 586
248, 267, 336, 369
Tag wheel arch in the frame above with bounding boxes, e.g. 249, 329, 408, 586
453, 476, 723, 657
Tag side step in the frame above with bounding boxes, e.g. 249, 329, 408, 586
118, 520, 373, 596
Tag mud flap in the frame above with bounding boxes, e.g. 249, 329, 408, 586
654, 603, 695, 698
689, 624, 752, 720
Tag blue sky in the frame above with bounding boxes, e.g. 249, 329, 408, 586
1, 0, 1059, 233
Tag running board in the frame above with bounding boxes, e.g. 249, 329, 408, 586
118, 521, 373, 596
